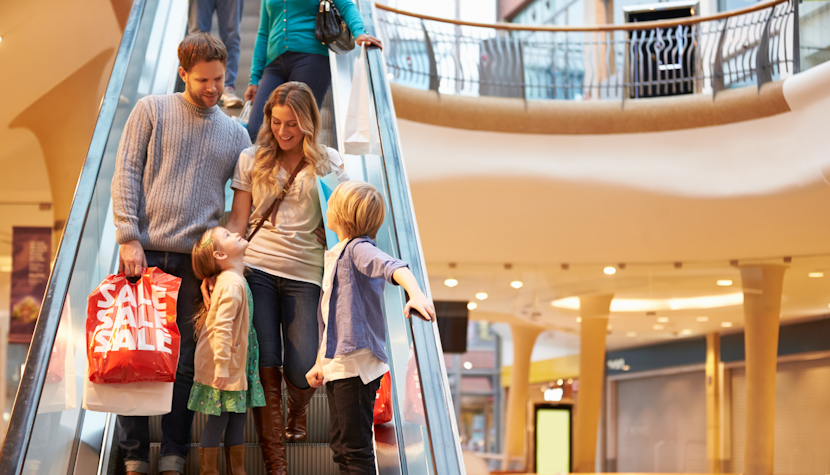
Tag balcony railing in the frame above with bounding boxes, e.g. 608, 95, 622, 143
375, 0, 799, 101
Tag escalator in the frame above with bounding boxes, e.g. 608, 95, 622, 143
0, 0, 463, 474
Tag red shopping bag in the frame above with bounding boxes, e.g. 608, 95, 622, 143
86, 268, 181, 384
404, 349, 426, 425
373, 372, 392, 425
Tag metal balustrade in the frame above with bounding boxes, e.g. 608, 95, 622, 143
375, 0, 799, 101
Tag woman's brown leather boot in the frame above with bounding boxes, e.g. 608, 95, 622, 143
283, 377, 317, 442
253, 367, 287, 474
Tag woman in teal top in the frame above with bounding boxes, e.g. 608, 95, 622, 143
243, 0, 382, 142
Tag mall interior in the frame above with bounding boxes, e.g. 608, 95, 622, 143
1, 0, 829, 473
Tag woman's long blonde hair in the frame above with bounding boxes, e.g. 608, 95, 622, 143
191, 228, 222, 338
251, 82, 330, 197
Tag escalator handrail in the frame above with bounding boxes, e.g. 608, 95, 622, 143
0, 0, 148, 473
357, 1, 465, 473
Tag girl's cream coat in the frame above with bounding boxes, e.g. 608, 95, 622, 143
193, 271, 249, 391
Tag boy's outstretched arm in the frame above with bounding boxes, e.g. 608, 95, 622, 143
392, 267, 436, 321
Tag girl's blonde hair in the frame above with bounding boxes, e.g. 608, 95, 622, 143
328, 181, 386, 240
191, 228, 222, 338
251, 82, 330, 198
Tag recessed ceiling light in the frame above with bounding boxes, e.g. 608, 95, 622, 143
809, 272, 824, 278
721, 321, 733, 328
576, 317, 582, 323
696, 316, 709, 322
463, 361, 473, 370
510, 280, 523, 289
717, 280, 733, 286
475, 292, 488, 300
557, 379, 564, 385
680, 329, 692, 335
604, 266, 616, 275
444, 278, 458, 288
657, 317, 669, 323
653, 324, 664, 330
626, 331, 637, 337
386, 72, 394, 80
467, 302, 477, 310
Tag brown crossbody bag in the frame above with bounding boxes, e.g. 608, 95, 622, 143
245, 160, 308, 241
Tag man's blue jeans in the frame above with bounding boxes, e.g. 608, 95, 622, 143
117, 251, 199, 474
246, 268, 320, 389
188, 0, 242, 89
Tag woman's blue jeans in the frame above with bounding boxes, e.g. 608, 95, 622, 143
246, 51, 332, 142
246, 267, 321, 389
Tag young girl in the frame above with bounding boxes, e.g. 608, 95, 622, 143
190, 226, 266, 475
305, 181, 435, 475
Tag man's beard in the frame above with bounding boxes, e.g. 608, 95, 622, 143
191, 86, 222, 108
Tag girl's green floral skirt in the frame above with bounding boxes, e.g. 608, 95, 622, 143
187, 380, 265, 416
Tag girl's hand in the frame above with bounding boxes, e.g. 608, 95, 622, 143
244, 84, 258, 102
200, 277, 216, 309
306, 363, 324, 388
213, 376, 229, 390
404, 293, 435, 321
314, 221, 327, 247
356, 34, 382, 50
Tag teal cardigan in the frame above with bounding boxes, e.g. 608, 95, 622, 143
250, 0, 367, 86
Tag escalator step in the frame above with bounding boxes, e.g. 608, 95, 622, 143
147, 443, 338, 475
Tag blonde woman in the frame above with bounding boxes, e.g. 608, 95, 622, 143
214, 81, 348, 473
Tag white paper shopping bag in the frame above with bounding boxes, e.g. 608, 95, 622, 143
344, 46, 381, 156
83, 377, 173, 416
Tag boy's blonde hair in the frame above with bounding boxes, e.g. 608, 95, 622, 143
190, 228, 222, 338
328, 181, 385, 239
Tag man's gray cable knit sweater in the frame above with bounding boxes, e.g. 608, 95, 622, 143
111, 93, 251, 254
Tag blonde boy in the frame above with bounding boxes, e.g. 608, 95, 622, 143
306, 181, 434, 475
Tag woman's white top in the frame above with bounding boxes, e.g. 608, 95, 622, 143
318, 239, 389, 385
232, 146, 349, 286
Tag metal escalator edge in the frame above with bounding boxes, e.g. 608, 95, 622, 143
357, 2, 465, 474
0, 1, 149, 473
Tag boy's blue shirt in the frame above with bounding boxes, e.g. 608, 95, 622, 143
318, 236, 408, 364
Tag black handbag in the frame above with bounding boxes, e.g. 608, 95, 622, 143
315, 0, 356, 54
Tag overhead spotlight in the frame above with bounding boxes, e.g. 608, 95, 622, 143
475, 292, 488, 300
467, 302, 477, 310
721, 322, 733, 328
444, 278, 458, 287
809, 272, 824, 278
567, 378, 573, 384
463, 361, 473, 370
386, 72, 394, 80
696, 316, 709, 322
556, 379, 564, 386
603, 266, 616, 275
510, 281, 523, 289
680, 329, 692, 335
653, 324, 664, 330
576, 317, 582, 323
717, 280, 733, 286
657, 317, 669, 323
626, 331, 637, 337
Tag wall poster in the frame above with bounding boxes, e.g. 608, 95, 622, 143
9, 227, 52, 344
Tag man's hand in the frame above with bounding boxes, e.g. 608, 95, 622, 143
213, 376, 229, 390
404, 293, 436, 322
200, 277, 216, 309
118, 240, 147, 277
306, 363, 324, 388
